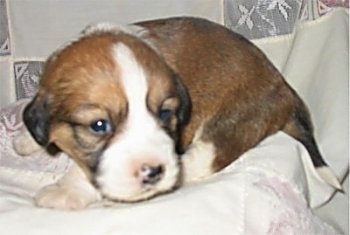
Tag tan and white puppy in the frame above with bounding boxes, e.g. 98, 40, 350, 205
14, 17, 341, 210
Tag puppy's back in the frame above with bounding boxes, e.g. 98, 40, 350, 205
138, 17, 340, 188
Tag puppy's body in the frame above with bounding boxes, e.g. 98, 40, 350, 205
15, 17, 340, 209
137, 19, 311, 172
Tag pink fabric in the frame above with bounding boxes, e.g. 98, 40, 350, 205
320, 0, 349, 8
0, 99, 70, 189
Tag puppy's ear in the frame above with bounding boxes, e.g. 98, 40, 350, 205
23, 94, 51, 146
173, 74, 191, 127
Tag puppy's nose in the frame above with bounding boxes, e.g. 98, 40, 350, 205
140, 164, 164, 185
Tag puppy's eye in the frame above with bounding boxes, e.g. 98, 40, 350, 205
159, 109, 172, 123
89, 119, 112, 135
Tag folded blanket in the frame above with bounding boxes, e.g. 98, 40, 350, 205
0, 100, 340, 235
0, 126, 340, 234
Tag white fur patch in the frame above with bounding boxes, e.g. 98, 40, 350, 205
95, 43, 179, 201
35, 163, 101, 210
316, 166, 342, 190
81, 22, 158, 53
82, 22, 148, 39
49, 22, 153, 65
182, 125, 217, 183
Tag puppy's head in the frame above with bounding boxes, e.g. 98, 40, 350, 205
23, 24, 191, 202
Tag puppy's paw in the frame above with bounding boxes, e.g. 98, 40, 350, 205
13, 127, 42, 156
181, 139, 216, 184
35, 183, 101, 210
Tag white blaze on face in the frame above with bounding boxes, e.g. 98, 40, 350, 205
96, 43, 180, 201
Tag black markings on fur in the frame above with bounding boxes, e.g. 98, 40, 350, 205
173, 73, 192, 127
293, 106, 327, 167
23, 96, 50, 146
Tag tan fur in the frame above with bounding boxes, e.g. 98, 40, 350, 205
138, 18, 298, 170
38, 33, 182, 176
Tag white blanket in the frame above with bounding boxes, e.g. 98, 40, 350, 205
0, 8, 348, 235
0, 132, 340, 235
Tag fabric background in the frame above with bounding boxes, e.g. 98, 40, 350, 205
0, 1, 348, 234
0, 0, 349, 108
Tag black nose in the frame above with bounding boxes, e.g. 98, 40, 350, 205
140, 164, 164, 185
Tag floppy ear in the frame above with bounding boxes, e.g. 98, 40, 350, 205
173, 73, 191, 127
23, 95, 51, 146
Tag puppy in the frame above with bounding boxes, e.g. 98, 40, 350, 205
14, 17, 341, 209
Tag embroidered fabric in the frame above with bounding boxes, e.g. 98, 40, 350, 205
1, 0, 348, 107
0, 99, 71, 174
0, 99, 71, 197
224, 0, 349, 39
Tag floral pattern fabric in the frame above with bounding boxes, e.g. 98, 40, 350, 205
0, 0, 348, 107
0, 99, 71, 174
224, 0, 349, 39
